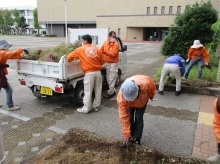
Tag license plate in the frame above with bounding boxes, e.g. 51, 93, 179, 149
40, 86, 53, 96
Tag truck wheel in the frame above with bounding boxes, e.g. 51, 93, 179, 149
75, 83, 84, 106
31, 86, 42, 98
115, 74, 121, 87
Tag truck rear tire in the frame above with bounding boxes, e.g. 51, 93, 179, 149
31, 86, 42, 98
75, 83, 84, 106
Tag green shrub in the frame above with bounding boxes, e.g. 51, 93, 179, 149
45, 34, 57, 37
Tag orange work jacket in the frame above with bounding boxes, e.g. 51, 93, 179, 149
117, 75, 156, 137
0, 49, 23, 75
67, 44, 102, 73
100, 40, 119, 63
213, 99, 220, 142
187, 46, 209, 63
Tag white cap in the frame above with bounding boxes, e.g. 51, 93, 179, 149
121, 80, 139, 101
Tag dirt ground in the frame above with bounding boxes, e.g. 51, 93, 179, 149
25, 128, 205, 164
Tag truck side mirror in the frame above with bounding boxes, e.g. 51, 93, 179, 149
123, 45, 127, 51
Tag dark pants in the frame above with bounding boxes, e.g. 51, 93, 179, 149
129, 104, 146, 140
218, 143, 220, 154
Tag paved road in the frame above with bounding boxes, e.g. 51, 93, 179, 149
0, 36, 201, 162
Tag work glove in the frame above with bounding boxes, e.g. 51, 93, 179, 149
186, 58, 190, 62
205, 62, 208, 65
121, 136, 132, 146
23, 49, 29, 54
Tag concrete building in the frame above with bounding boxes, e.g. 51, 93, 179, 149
37, 0, 220, 41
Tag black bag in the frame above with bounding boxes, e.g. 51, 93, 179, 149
0, 63, 9, 89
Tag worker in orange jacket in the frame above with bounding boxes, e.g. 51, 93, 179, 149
0, 40, 28, 111
184, 40, 209, 79
100, 31, 119, 98
208, 97, 220, 162
117, 75, 156, 145
68, 34, 103, 114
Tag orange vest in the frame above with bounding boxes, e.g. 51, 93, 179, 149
117, 75, 156, 136
67, 44, 102, 73
0, 49, 23, 75
100, 40, 119, 63
187, 46, 209, 63
213, 99, 220, 142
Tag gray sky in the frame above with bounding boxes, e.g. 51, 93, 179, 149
0, 0, 37, 7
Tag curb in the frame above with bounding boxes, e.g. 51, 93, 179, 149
156, 83, 220, 97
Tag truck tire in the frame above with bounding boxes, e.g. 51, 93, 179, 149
115, 70, 122, 87
75, 83, 84, 106
31, 86, 42, 98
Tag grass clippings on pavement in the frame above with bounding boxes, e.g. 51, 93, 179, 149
26, 128, 206, 164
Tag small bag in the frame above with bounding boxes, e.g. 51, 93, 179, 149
0, 63, 9, 89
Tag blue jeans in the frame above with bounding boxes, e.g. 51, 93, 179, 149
184, 60, 203, 79
129, 104, 146, 140
3, 81, 14, 107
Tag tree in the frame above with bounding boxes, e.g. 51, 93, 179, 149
12, 9, 20, 34
161, 1, 218, 57
33, 8, 41, 34
2, 9, 14, 34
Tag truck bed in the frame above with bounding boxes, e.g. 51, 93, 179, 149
15, 56, 84, 80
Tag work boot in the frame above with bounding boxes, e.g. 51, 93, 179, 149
158, 90, 163, 95
207, 154, 220, 162
7, 106, 20, 111
134, 139, 141, 145
175, 91, 181, 96
93, 107, 99, 112
103, 92, 116, 99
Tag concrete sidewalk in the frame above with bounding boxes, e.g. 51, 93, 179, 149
192, 95, 217, 160
0, 94, 217, 163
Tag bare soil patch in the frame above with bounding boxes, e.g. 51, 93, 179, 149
26, 128, 205, 164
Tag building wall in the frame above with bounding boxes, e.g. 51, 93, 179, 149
126, 27, 144, 41
47, 24, 64, 37
37, 0, 220, 39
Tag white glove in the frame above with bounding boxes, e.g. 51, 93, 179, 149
186, 59, 190, 62
205, 63, 208, 65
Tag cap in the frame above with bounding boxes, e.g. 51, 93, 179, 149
121, 80, 139, 101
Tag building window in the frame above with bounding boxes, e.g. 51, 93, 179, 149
169, 6, 173, 14
147, 7, 150, 15
161, 6, 165, 15
177, 6, 181, 14
154, 7, 157, 14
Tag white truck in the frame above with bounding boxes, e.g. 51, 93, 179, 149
15, 37, 127, 104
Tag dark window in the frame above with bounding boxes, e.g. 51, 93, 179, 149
169, 6, 173, 14
154, 7, 157, 14
147, 7, 150, 15
177, 6, 181, 14
161, 6, 165, 14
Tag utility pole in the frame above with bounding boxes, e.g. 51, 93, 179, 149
64, 0, 68, 43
